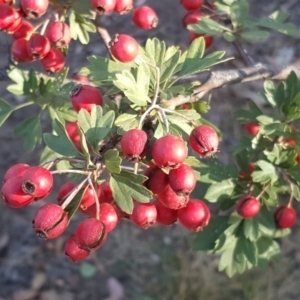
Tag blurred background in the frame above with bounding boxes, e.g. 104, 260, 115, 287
0, 0, 300, 299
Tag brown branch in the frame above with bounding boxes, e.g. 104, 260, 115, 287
94, 16, 111, 52
163, 62, 300, 109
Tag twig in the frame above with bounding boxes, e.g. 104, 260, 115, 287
94, 16, 112, 52
233, 41, 255, 66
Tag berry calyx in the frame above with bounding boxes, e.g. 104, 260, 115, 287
181, 0, 203, 11
109, 34, 139, 63
45, 21, 71, 47
130, 201, 157, 229
20, 0, 49, 19
41, 48, 66, 73
132, 6, 159, 30
177, 199, 210, 231
153, 200, 177, 226
274, 205, 297, 229
189, 125, 219, 157
152, 135, 188, 169
33, 203, 68, 239
236, 195, 261, 218
3, 163, 30, 182
70, 84, 103, 112
114, 0, 133, 14
121, 129, 149, 161
64, 234, 90, 263
91, 0, 116, 14
244, 122, 260, 136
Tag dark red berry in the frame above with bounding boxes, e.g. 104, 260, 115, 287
45, 21, 71, 47
121, 129, 149, 161
13, 20, 34, 40
189, 33, 213, 48
11, 38, 33, 63
178, 199, 210, 231
91, 0, 116, 14
244, 122, 260, 136
130, 201, 157, 229
98, 203, 118, 232
236, 195, 261, 218
182, 11, 203, 27
109, 34, 139, 63
33, 203, 68, 239
20, 0, 49, 19
132, 6, 159, 30
274, 205, 297, 229
27, 33, 50, 59
41, 48, 66, 73
153, 200, 177, 226
169, 164, 196, 196
70, 84, 103, 112
65, 121, 82, 152
157, 184, 189, 210
75, 218, 107, 251
4, 163, 30, 182
181, 0, 203, 11
114, 0, 133, 14
64, 234, 90, 263
1, 176, 34, 208
144, 165, 169, 195
21, 166, 53, 199
152, 135, 188, 169
189, 125, 219, 157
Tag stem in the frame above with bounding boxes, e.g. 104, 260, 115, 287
233, 41, 255, 66
88, 177, 100, 220
256, 184, 270, 200
280, 170, 295, 207
13, 101, 35, 111
40, 18, 50, 35
51, 169, 89, 175
134, 162, 139, 174
42, 157, 85, 170
138, 104, 159, 129
157, 107, 170, 134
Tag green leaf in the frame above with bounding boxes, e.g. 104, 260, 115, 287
65, 187, 87, 222
190, 101, 210, 114
193, 216, 230, 251
230, 0, 249, 28
144, 38, 166, 67
243, 217, 260, 241
236, 235, 257, 265
286, 165, 300, 184
160, 50, 181, 84
241, 30, 269, 41
264, 144, 296, 167
115, 113, 139, 133
7, 67, 26, 95
257, 237, 281, 268
0, 98, 13, 127
104, 149, 121, 174
71, 0, 93, 15
44, 119, 82, 157
252, 160, 278, 185
80, 262, 97, 278
269, 10, 289, 23
14, 116, 42, 151
204, 179, 236, 202
223, 31, 236, 42
110, 171, 153, 214
187, 17, 230, 35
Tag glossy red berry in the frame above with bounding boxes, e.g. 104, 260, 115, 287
45, 21, 71, 47
296, 154, 300, 164
91, 0, 116, 14
189, 33, 214, 48
13, 20, 34, 40
239, 162, 255, 178
41, 48, 66, 73
132, 6, 159, 30
64, 234, 90, 263
121, 129, 149, 161
144, 165, 169, 195
65, 121, 82, 152
4, 163, 30, 182
99, 181, 114, 204
21, 166, 53, 199
274, 205, 297, 229
33, 203, 68, 239
153, 200, 177, 226
236, 195, 261, 218
27, 33, 50, 59
70, 84, 103, 112
169, 164, 196, 196
75, 218, 107, 251
178, 199, 210, 231
130, 201, 157, 229
157, 184, 189, 210
20, 0, 49, 19
182, 11, 203, 27
152, 135, 188, 169
4, 9, 22, 34
98, 203, 118, 232
181, 0, 203, 11
1, 176, 34, 208
0, 4, 18, 30
78, 186, 96, 213
244, 122, 260, 136
189, 125, 219, 157
114, 0, 133, 14
109, 34, 139, 63
11, 38, 33, 63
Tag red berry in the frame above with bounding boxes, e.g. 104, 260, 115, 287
178, 199, 210, 231
189, 125, 219, 157
121, 129, 149, 161
70, 84, 103, 112
244, 122, 260, 136
91, 0, 116, 14
13, 20, 34, 40
144, 165, 169, 195
130, 201, 157, 229
181, 0, 203, 11
75, 218, 107, 251
71, 73, 89, 83
41, 48, 66, 73
78, 186, 96, 213
182, 11, 203, 27
0, 4, 19, 30
157, 184, 189, 210
114, 0, 133, 14
11, 38, 33, 63
33, 203, 68, 239
239, 162, 255, 178
4, 9, 23, 34
57, 182, 76, 205
274, 205, 297, 229
21, 166, 53, 199
64, 234, 90, 263
3, 163, 30, 182
109, 34, 139, 63
65, 121, 82, 152
20, 0, 49, 19
27, 33, 50, 59
236, 195, 261, 218
98, 203, 118, 232
99, 181, 114, 204
132, 6, 159, 30
189, 33, 213, 48
1, 176, 34, 208
153, 200, 177, 226
169, 164, 196, 196
45, 21, 71, 47
296, 154, 300, 164
152, 135, 188, 169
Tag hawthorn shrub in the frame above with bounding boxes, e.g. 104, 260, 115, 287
0, 0, 300, 277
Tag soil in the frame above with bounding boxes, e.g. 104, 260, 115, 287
0, 1, 300, 300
